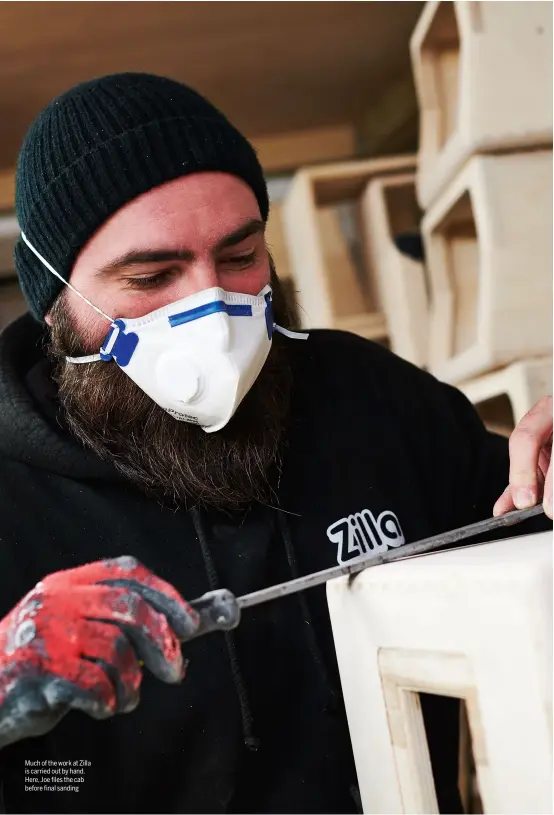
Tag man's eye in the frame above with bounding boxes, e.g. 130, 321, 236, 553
225, 252, 256, 268
124, 271, 174, 290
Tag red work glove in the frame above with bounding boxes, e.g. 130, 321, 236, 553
0, 556, 200, 749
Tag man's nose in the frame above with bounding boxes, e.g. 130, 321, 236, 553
176, 261, 220, 299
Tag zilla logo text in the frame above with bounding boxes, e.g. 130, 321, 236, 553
327, 508, 405, 565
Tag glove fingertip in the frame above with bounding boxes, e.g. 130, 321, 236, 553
97, 579, 199, 640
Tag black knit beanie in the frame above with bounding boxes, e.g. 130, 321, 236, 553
14, 72, 269, 322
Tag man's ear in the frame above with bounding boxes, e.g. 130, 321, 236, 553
44, 312, 52, 327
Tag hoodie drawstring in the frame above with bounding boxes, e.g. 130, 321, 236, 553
275, 510, 339, 711
276, 511, 362, 812
190, 506, 260, 752
190, 503, 340, 754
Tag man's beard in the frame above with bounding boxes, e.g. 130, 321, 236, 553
46, 265, 295, 513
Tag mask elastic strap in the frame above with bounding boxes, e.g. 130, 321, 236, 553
21, 232, 115, 324
66, 352, 103, 363
274, 324, 309, 340
259, 284, 309, 341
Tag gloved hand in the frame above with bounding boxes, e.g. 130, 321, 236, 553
0, 556, 200, 749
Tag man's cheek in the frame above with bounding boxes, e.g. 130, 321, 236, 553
71, 313, 111, 354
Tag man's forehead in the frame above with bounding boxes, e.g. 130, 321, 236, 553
116, 172, 260, 222
74, 173, 263, 271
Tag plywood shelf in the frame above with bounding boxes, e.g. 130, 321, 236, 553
411, 0, 553, 208
265, 202, 293, 281
458, 357, 553, 437
361, 173, 429, 367
422, 150, 553, 385
281, 156, 415, 341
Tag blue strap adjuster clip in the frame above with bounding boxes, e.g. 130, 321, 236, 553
100, 319, 139, 367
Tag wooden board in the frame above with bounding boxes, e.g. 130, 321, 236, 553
411, 0, 553, 208
0, 2, 424, 171
252, 125, 355, 174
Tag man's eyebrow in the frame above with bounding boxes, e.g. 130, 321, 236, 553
214, 218, 264, 251
95, 218, 265, 276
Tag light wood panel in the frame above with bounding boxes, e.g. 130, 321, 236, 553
252, 125, 355, 174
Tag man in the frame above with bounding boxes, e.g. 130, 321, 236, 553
0, 73, 551, 815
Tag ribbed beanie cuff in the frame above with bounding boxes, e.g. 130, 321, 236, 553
14, 73, 269, 321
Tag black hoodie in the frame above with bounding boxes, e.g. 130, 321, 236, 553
0, 314, 550, 815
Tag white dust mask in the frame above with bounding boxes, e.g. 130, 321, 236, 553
21, 232, 308, 433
